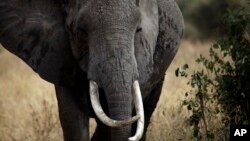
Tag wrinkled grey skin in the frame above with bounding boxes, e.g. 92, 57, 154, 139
0, 0, 184, 140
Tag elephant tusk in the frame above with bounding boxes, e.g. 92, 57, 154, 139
128, 80, 145, 141
89, 80, 140, 127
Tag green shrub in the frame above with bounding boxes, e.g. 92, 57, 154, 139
176, 7, 250, 140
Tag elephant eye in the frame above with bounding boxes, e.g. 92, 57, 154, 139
78, 26, 88, 34
136, 27, 142, 33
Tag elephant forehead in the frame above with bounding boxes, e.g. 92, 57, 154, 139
93, 0, 135, 10
89, 0, 140, 24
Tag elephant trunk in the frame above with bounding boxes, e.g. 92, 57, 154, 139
104, 75, 133, 141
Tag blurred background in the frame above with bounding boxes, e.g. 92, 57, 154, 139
0, 0, 249, 140
177, 0, 248, 40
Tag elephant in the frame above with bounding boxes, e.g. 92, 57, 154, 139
0, 0, 184, 141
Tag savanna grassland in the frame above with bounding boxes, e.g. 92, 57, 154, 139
0, 40, 217, 141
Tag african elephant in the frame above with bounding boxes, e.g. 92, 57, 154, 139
0, 0, 184, 140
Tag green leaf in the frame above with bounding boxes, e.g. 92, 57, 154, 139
183, 64, 189, 70
213, 43, 219, 49
187, 104, 192, 110
193, 127, 202, 139
175, 68, 180, 77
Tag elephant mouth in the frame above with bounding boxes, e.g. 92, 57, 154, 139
89, 80, 145, 141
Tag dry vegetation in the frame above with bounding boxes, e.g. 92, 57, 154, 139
0, 40, 215, 141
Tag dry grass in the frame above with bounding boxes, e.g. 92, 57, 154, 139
0, 40, 217, 141
146, 40, 213, 141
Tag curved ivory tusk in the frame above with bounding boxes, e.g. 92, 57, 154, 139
128, 80, 145, 141
89, 80, 140, 128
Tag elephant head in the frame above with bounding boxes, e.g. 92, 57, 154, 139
67, 0, 145, 140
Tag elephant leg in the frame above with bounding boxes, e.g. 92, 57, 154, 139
55, 84, 89, 141
140, 80, 164, 141
91, 118, 111, 141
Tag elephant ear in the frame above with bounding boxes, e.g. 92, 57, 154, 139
0, 0, 76, 86
134, 0, 159, 84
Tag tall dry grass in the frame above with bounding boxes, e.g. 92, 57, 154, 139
146, 40, 213, 141
0, 48, 62, 141
0, 40, 219, 141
